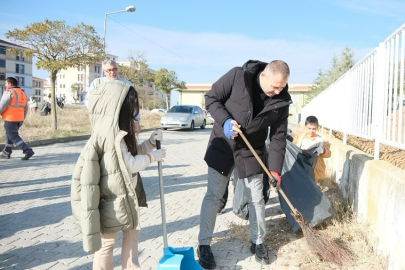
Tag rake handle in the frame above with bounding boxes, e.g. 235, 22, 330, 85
238, 132, 298, 215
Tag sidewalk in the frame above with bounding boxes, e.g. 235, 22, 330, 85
0, 127, 289, 270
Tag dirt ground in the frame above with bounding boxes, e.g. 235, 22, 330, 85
225, 125, 397, 269
330, 131, 405, 170
228, 177, 387, 269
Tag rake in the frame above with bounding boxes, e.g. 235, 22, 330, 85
239, 132, 351, 265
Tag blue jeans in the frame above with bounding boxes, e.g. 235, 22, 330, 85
2, 121, 32, 155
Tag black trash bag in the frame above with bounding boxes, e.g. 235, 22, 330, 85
40, 102, 51, 116
277, 140, 335, 232
232, 168, 270, 220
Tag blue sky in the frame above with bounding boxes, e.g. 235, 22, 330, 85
1, 0, 405, 84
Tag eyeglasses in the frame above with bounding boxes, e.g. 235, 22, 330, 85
104, 68, 118, 73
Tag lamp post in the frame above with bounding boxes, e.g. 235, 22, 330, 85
103, 5, 136, 52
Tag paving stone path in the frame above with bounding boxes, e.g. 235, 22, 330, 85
0, 127, 296, 270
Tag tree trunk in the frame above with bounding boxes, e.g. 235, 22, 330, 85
165, 95, 169, 110
51, 71, 58, 130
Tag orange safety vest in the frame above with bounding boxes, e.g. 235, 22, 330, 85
1, 87, 27, 121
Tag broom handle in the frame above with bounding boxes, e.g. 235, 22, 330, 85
239, 132, 298, 215
156, 140, 168, 248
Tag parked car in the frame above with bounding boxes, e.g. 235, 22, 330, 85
151, 108, 167, 115
160, 105, 206, 131
203, 109, 215, 125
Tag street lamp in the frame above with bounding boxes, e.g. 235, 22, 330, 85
103, 5, 136, 52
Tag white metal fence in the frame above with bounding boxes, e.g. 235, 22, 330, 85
301, 23, 405, 159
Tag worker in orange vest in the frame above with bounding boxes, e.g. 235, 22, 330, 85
0, 77, 35, 160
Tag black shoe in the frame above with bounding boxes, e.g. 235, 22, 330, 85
250, 242, 270, 265
198, 245, 216, 269
21, 150, 34, 160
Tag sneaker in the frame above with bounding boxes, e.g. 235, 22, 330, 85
197, 245, 216, 269
0, 152, 10, 159
250, 242, 270, 265
21, 150, 34, 160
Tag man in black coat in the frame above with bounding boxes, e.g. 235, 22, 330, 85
197, 60, 292, 268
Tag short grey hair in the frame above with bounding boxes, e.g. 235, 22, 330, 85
102, 59, 117, 70
265, 60, 290, 78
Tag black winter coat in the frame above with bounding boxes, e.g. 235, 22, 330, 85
204, 60, 292, 179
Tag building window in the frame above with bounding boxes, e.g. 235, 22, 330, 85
16, 77, 25, 86
0, 72, 5, 80
15, 64, 25, 74
95, 65, 101, 73
0, 46, 5, 54
0, 59, 5, 68
15, 53, 24, 61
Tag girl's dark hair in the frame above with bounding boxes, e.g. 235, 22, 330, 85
119, 86, 139, 156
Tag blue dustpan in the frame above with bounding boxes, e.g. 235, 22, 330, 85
156, 140, 202, 270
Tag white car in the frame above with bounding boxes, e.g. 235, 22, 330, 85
151, 108, 167, 115
160, 105, 206, 131
203, 109, 215, 125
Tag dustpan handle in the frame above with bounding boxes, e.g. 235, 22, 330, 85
156, 140, 168, 248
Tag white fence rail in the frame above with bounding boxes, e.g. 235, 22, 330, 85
301, 23, 405, 159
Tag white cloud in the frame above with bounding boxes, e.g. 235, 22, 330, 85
106, 23, 376, 84
332, 0, 405, 18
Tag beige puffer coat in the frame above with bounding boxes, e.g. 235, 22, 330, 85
71, 81, 141, 253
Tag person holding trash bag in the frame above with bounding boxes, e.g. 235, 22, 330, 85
70, 81, 166, 270
198, 60, 292, 268
293, 115, 331, 181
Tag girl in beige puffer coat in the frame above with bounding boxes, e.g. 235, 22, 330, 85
71, 82, 166, 270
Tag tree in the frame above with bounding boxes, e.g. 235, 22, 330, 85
305, 46, 355, 105
6, 19, 104, 130
118, 51, 155, 109
149, 68, 186, 110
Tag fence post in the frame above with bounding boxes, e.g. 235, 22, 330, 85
373, 42, 386, 160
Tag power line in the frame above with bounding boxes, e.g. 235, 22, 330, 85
107, 16, 219, 73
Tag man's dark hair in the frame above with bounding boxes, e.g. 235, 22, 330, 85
305, 115, 319, 126
266, 60, 290, 78
119, 86, 139, 156
6, 77, 18, 86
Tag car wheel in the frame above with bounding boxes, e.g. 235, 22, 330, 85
200, 120, 206, 129
162, 128, 167, 130
189, 121, 194, 131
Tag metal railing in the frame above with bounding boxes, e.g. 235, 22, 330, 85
301, 23, 405, 159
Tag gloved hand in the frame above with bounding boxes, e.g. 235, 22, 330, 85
315, 142, 324, 155
148, 149, 166, 162
149, 129, 163, 145
223, 118, 235, 139
269, 171, 281, 188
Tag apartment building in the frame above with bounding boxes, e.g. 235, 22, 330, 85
55, 54, 117, 104
32, 77, 46, 102
0, 39, 33, 98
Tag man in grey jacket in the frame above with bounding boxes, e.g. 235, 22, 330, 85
198, 60, 291, 268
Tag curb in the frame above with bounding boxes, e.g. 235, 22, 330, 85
0, 128, 157, 150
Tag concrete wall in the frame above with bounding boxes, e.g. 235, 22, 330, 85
325, 137, 405, 270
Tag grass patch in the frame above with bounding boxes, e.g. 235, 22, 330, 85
0, 105, 161, 143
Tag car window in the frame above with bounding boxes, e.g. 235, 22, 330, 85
168, 106, 192, 113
